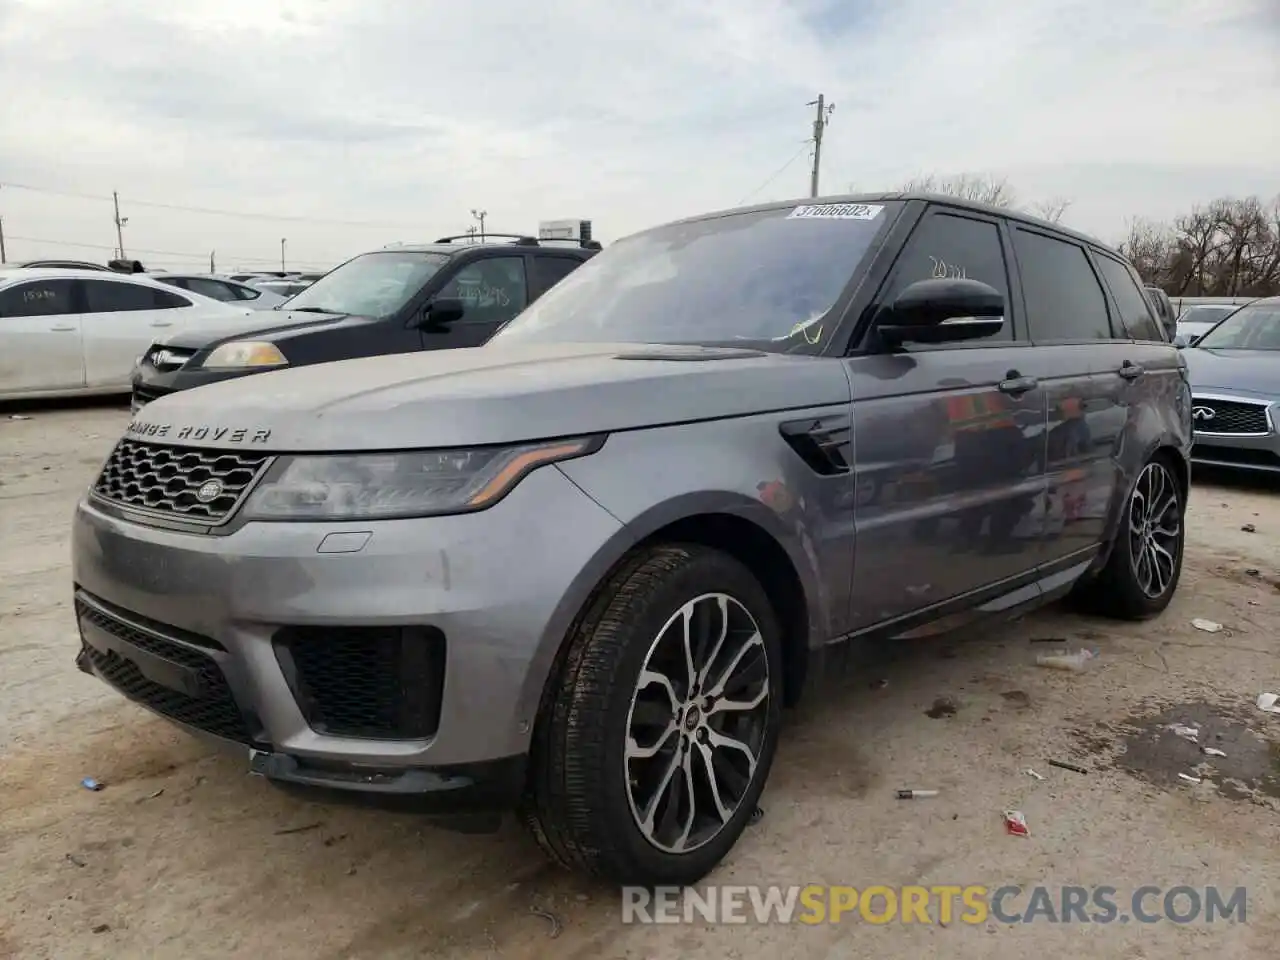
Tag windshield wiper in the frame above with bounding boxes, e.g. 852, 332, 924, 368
287, 306, 343, 314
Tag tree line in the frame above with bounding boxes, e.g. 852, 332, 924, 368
901, 173, 1280, 298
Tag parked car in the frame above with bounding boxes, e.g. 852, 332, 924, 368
0, 269, 257, 400
1178, 296, 1280, 472
5, 259, 112, 272
129, 235, 598, 410
250, 279, 312, 299
153, 273, 287, 309
1176, 302, 1246, 342
73, 194, 1189, 886
1144, 285, 1176, 340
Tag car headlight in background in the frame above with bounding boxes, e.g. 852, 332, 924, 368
241, 436, 605, 520
201, 341, 288, 369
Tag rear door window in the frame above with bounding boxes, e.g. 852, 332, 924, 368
1013, 229, 1116, 341
1095, 255, 1165, 341
83, 279, 173, 312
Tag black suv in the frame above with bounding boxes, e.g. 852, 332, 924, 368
130, 235, 598, 410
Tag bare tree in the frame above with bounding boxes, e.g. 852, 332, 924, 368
901, 172, 1018, 208
1029, 197, 1072, 224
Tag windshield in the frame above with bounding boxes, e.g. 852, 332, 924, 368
282, 251, 450, 318
1195, 302, 1280, 350
490, 202, 898, 352
1179, 305, 1236, 324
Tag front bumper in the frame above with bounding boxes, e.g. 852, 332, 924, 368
1189, 393, 1280, 473
71, 464, 626, 806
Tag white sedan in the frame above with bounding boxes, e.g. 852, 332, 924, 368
0, 268, 263, 400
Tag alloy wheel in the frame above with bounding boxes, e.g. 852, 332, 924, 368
1128, 460, 1182, 599
623, 593, 771, 854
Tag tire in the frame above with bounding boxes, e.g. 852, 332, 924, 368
1073, 453, 1186, 619
521, 543, 784, 886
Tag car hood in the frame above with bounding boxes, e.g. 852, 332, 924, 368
126, 342, 851, 451
1182, 347, 1280, 398
156, 310, 358, 349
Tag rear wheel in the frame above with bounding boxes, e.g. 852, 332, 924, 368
1074, 454, 1185, 619
522, 544, 783, 886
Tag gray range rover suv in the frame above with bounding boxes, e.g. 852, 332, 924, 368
72, 194, 1192, 886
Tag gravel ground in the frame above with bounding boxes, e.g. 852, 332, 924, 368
1, 402, 1278, 960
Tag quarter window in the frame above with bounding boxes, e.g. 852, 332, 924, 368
0, 279, 76, 317
1013, 229, 1115, 341
83, 279, 187, 312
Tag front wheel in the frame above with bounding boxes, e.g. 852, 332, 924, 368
522, 544, 783, 886
1074, 454, 1186, 619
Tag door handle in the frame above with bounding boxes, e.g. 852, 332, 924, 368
50, 324, 77, 332
998, 373, 1039, 396
1118, 361, 1145, 380
150, 321, 173, 328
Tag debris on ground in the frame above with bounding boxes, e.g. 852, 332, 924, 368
1241, 523, 1256, 533
65, 853, 87, 868
1257, 692, 1280, 714
1166, 723, 1200, 743
92, 924, 111, 934
925, 696, 957, 719
1029, 637, 1067, 643
750, 806, 764, 824
136, 788, 164, 803
273, 822, 324, 836
81, 777, 103, 791
1003, 811, 1029, 837
1177, 773, 1202, 785
1048, 759, 1089, 774
8, 414, 32, 421
1246, 568, 1261, 577
1024, 768, 1046, 781
1203, 747, 1227, 758
529, 906, 562, 938
1191, 619, 1223, 633
896, 789, 939, 799
869, 678, 888, 690
1001, 690, 1032, 708
1035, 648, 1098, 672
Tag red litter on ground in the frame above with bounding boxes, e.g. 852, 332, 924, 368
1003, 810, 1029, 837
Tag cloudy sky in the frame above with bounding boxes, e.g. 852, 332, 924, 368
0, 0, 1276, 271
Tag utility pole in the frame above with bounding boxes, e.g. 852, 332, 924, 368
465, 225, 477, 243
471, 208, 487, 242
280, 238, 286, 271
807, 94, 835, 198
0, 215, 6, 264
113, 190, 128, 257
210, 250, 216, 273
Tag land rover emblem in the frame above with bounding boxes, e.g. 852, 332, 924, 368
195, 480, 224, 503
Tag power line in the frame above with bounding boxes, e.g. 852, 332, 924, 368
737, 142, 812, 206
3, 233, 330, 266
0, 181, 424, 229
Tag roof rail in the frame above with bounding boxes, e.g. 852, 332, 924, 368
433, 233, 539, 245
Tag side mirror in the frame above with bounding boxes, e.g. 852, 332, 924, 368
879, 278, 1005, 346
418, 296, 466, 329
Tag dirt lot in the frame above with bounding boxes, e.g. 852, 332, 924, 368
2, 403, 1278, 960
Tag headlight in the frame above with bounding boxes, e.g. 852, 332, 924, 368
201, 341, 288, 369
241, 437, 604, 520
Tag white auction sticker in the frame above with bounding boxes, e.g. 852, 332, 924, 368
788, 202, 884, 221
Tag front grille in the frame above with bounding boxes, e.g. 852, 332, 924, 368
1191, 397, 1271, 435
76, 597, 256, 745
274, 626, 446, 740
147, 347, 196, 371
92, 439, 270, 523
